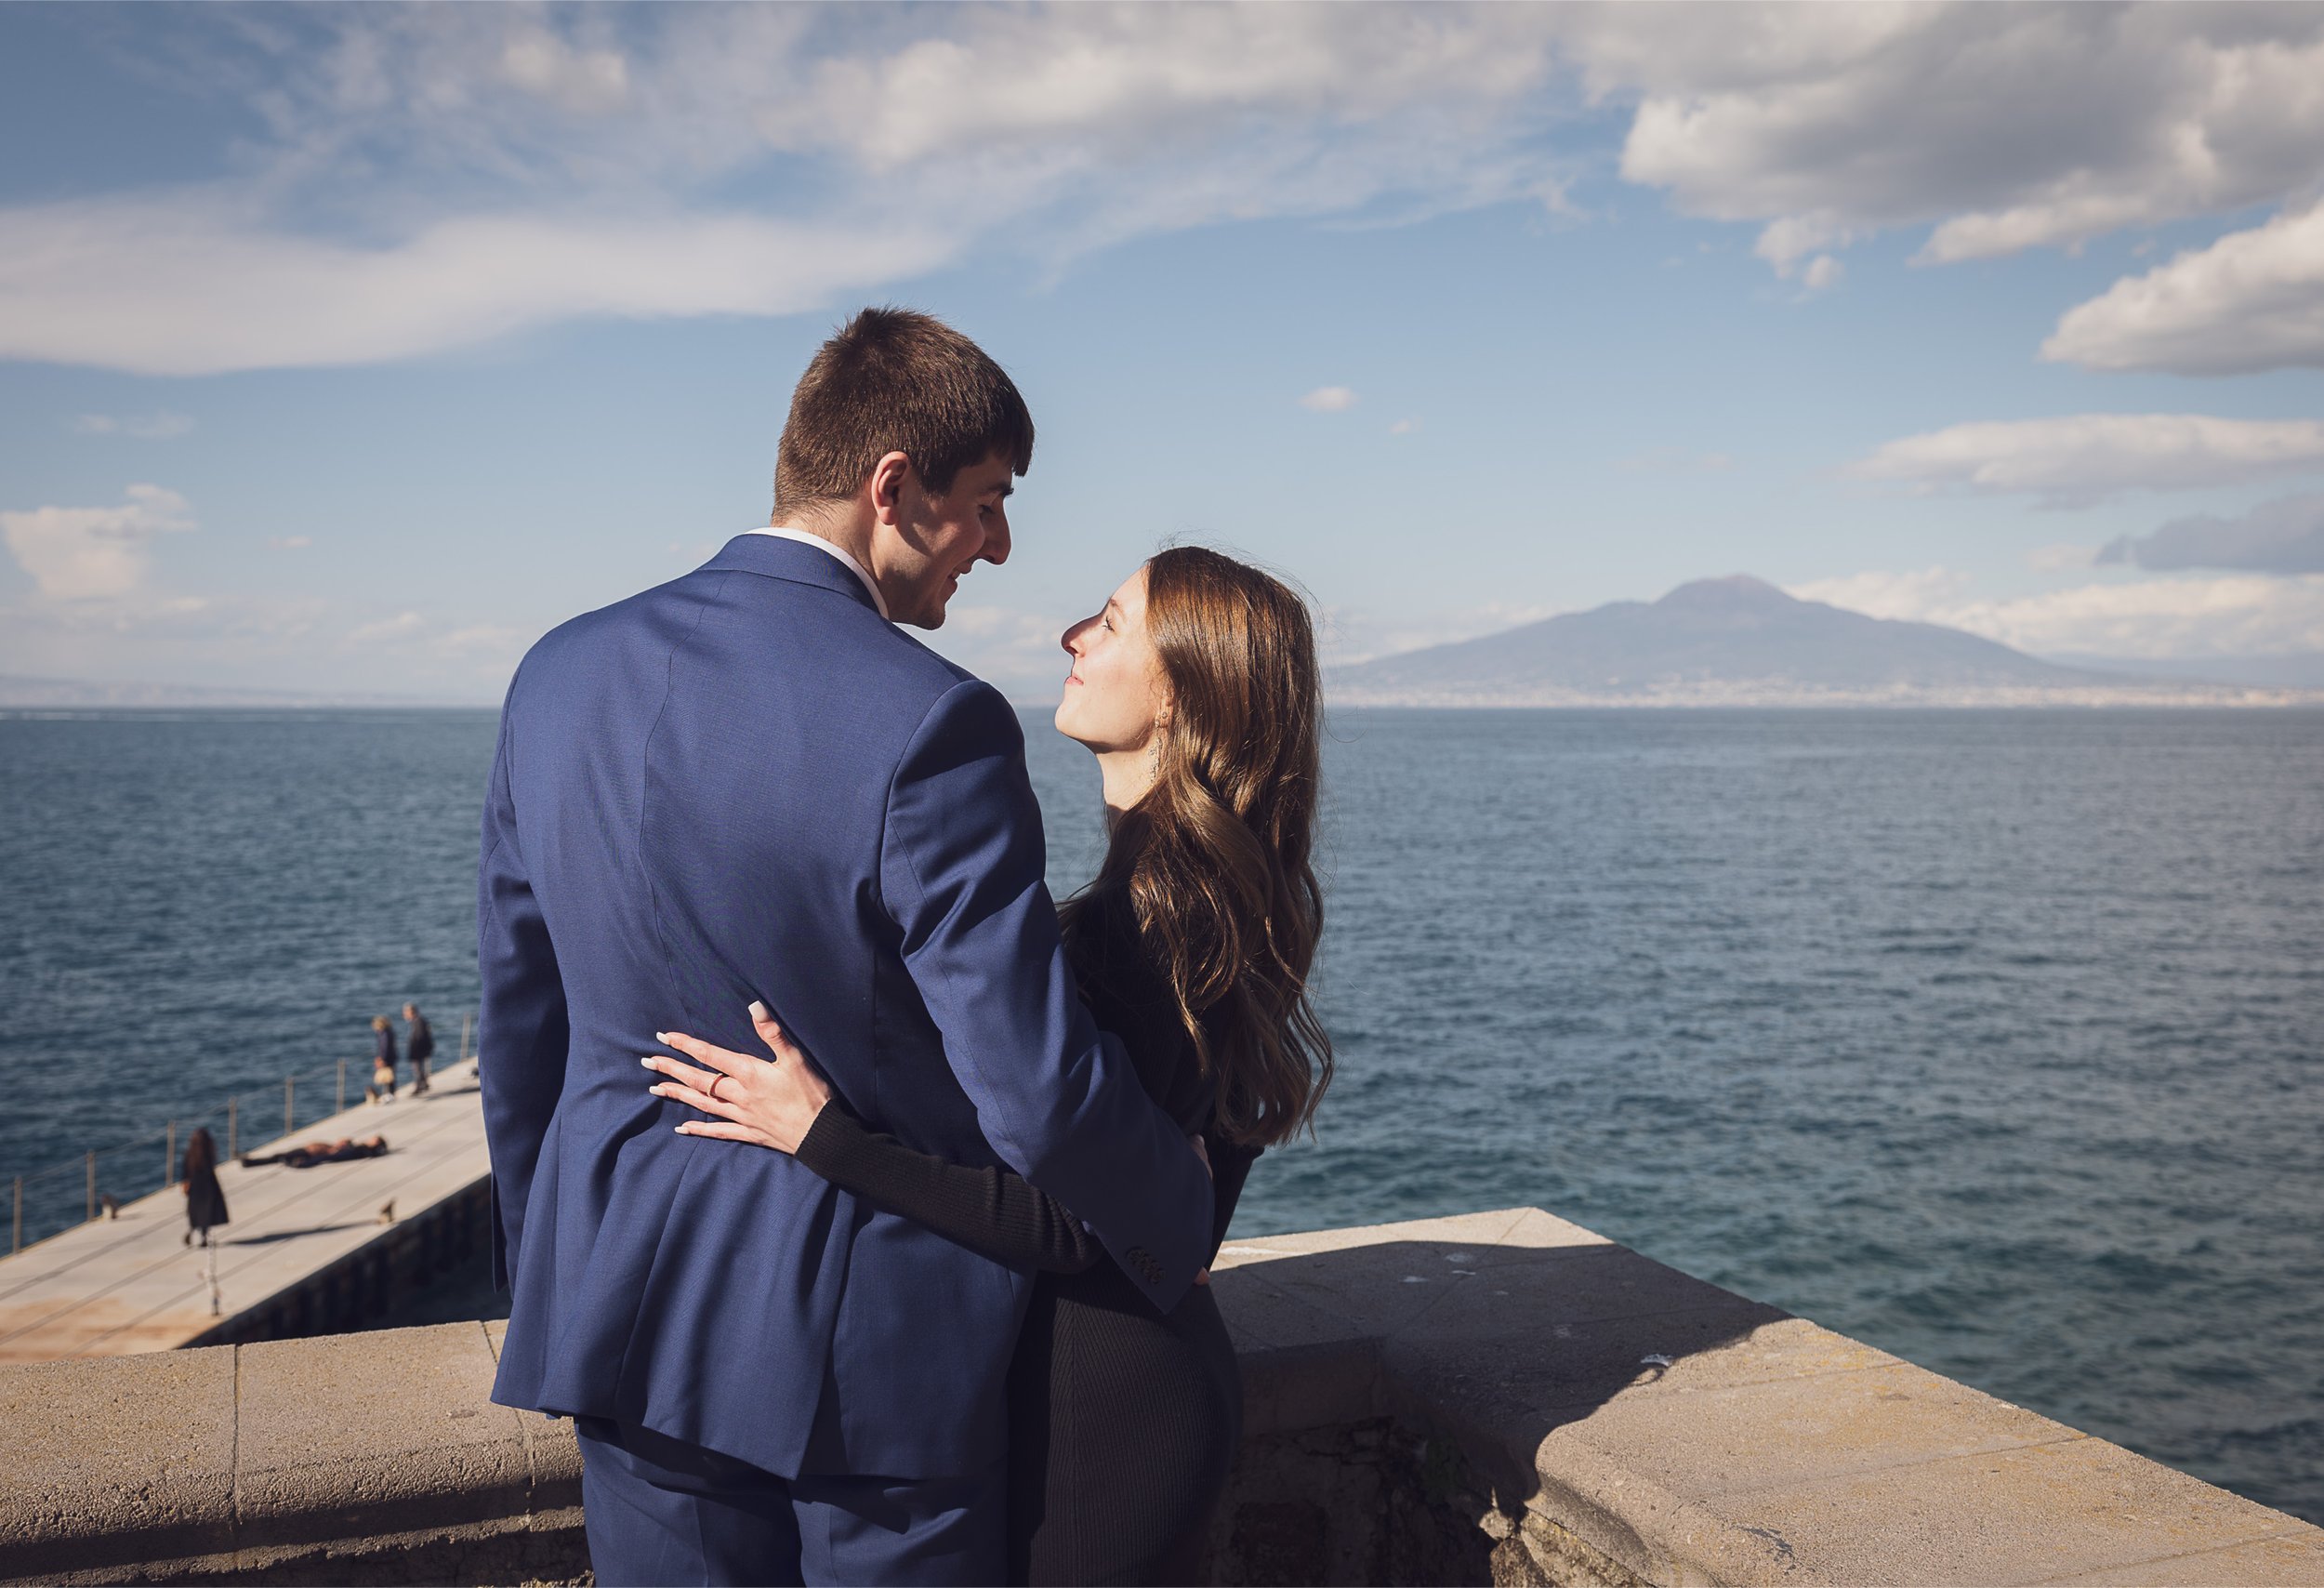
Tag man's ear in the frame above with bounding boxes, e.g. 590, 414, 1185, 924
867, 450, 914, 526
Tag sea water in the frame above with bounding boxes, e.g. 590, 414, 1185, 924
1, 706, 2317, 1520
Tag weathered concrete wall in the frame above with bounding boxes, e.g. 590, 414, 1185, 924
4, 1208, 2321, 1586
1, 1320, 581, 1587
1208, 1209, 2324, 1585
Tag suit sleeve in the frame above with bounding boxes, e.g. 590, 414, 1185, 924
477, 695, 570, 1290
880, 679, 1213, 1312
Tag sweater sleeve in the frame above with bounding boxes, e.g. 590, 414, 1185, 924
794, 1100, 1107, 1274
1204, 1129, 1261, 1262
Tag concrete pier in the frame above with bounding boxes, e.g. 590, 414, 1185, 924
2, 1206, 2318, 1585
0, 1060, 490, 1364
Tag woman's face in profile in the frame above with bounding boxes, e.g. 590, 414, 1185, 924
1055, 565, 1169, 757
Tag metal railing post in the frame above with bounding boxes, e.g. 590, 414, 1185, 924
337, 1059, 347, 1116
86, 1151, 95, 1223
284, 1075, 295, 1138
11, 1176, 20, 1256
228, 1096, 237, 1161
461, 1012, 473, 1065
165, 1120, 177, 1188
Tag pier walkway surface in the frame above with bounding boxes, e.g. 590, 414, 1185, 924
0, 1060, 489, 1364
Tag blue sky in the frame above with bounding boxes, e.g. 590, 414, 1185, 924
4, 4, 2322, 701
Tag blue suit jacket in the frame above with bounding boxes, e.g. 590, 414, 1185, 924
478, 534, 1213, 1479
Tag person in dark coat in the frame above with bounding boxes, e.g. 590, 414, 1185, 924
370, 1015, 398, 1099
403, 1002, 434, 1095
181, 1127, 229, 1247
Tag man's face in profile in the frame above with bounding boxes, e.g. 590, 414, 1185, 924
882, 452, 1016, 629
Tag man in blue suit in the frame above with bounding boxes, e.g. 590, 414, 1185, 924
478, 309, 1214, 1584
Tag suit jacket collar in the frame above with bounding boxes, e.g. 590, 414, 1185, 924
703, 533, 884, 616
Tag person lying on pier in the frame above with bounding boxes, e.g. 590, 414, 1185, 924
239, 1134, 388, 1170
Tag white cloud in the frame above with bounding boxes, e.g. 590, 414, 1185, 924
2043, 197, 2324, 376
0, 585, 529, 702
1786, 566, 1972, 622
335, 608, 536, 668
2099, 492, 2324, 575
497, 26, 629, 115
1848, 416, 2324, 508
0, 202, 957, 376
1800, 254, 1844, 293
1956, 576, 2324, 660
436, 622, 532, 660
268, 535, 312, 550
73, 412, 195, 439
1611, 6, 2324, 269
0, 7, 1582, 375
1, 483, 196, 602
2027, 542, 2099, 573
1388, 417, 1421, 436
918, 603, 1077, 700
346, 610, 428, 646
757, 7, 1562, 173
13, 5, 2324, 374
1752, 214, 1856, 276
1789, 563, 2324, 659
1299, 386, 1357, 414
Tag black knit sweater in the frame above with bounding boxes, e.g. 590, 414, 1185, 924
793, 888, 1258, 1583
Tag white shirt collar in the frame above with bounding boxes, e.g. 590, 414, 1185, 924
745, 526, 890, 620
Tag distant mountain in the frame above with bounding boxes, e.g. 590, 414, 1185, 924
1328, 576, 2307, 707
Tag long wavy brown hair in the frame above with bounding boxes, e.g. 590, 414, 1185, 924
1061, 546, 1332, 1148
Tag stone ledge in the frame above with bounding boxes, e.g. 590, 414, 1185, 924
1208, 1208, 2324, 1586
1, 1208, 2318, 1586
0, 1319, 583, 1587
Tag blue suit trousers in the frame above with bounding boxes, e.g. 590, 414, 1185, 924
576, 1419, 1005, 1587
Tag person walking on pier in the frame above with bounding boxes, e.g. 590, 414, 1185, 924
180, 1126, 228, 1248
369, 1014, 398, 1102
403, 1002, 434, 1096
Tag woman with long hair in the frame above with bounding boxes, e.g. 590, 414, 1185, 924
180, 1126, 228, 1247
643, 546, 1332, 1582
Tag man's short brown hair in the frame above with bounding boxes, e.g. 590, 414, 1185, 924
773, 307, 1035, 516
